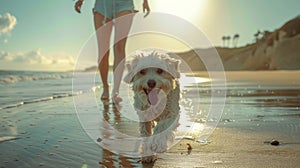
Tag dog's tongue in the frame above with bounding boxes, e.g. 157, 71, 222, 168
148, 88, 160, 105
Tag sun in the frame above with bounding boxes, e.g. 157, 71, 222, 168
151, 0, 206, 22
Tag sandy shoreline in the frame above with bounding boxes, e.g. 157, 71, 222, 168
188, 70, 300, 86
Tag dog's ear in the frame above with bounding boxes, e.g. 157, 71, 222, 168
173, 60, 181, 78
126, 63, 132, 72
124, 54, 142, 83
174, 60, 181, 72
166, 59, 181, 79
124, 63, 133, 83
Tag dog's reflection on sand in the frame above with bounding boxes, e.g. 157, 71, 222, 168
99, 101, 141, 167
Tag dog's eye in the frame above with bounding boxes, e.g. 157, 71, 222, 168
156, 68, 163, 74
140, 69, 146, 75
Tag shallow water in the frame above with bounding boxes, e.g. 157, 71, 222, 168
221, 83, 300, 141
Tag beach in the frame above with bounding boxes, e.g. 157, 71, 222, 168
1, 70, 300, 168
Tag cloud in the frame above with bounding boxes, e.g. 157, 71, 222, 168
0, 49, 75, 66
0, 13, 17, 35
0, 51, 11, 60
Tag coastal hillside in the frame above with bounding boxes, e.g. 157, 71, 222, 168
177, 15, 300, 71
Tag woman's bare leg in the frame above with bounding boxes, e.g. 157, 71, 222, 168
94, 12, 113, 99
112, 11, 134, 103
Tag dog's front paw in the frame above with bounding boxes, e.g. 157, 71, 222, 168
151, 140, 167, 153
141, 155, 157, 164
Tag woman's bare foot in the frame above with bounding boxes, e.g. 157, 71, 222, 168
101, 86, 109, 100
112, 92, 122, 104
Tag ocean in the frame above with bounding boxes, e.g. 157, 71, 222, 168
0, 70, 74, 110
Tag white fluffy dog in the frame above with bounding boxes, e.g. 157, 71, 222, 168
124, 52, 181, 163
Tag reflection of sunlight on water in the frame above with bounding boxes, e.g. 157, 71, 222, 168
190, 122, 205, 132
177, 122, 205, 134
179, 73, 210, 88
176, 73, 209, 137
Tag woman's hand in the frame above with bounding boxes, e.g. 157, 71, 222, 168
75, 0, 84, 13
143, 0, 150, 17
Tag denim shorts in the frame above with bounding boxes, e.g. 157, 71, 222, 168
93, 0, 135, 20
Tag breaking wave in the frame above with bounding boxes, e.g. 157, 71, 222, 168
0, 70, 72, 84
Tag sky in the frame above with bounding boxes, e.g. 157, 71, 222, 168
0, 0, 299, 71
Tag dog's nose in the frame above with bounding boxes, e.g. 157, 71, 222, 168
147, 79, 156, 88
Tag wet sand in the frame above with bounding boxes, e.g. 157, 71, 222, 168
189, 70, 300, 86
154, 127, 300, 168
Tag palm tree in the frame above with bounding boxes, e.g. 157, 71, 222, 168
222, 36, 226, 47
226, 36, 231, 47
233, 34, 240, 47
